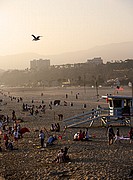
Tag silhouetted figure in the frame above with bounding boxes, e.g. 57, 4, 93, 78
70, 102, 73, 106
12, 110, 16, 120
58, 114, 63, 121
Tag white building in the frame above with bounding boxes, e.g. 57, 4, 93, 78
30, 59, 50, 70
87, 57, 103, 65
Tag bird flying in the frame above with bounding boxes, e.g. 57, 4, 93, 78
31, 34, 42, 41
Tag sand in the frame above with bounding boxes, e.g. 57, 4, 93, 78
0, 86, 133, 180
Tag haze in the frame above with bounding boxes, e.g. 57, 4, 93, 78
0, 0, 133, 69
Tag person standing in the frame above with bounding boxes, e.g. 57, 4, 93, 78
12, 110, 16, 120
39, 130, 45, 148
107, 125, 115, 145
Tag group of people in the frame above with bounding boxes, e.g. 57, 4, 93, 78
39, 130, 58, 148
53, 146, 70, 163
107, 125, 133, 145
50, 123, 60, 132
22, 103, 46, 115
0, 120, 22, 151
73, 128, 89, 141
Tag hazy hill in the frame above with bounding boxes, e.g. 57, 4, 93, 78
0, 41, 133, 70
48, 41, 133, 65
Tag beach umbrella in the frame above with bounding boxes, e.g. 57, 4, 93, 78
20, 127, 30, 134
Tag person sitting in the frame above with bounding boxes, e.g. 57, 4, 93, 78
50, 124, 55, 131
114, 128, 121, 143
54, 123, 58, 131
82, 131, 85, 140
78, 130, 84, 141
73, 132, 79, 141
64, 101, 67, 106
57, 149, 64, 163
47, 135, 57, 145
7, 140, 13, 150
85, 128, 89, 141
49, 104, 52, 110
3, 132, 9, 149
56, 123, 60, 132
35, 109, 39, 115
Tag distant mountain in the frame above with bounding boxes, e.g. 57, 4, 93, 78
0, 41, 133, 70
48, 41, 133, 65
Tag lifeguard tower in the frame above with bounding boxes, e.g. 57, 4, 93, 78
102, 95, 133, 116
63, 95, 133, 128
101, 95, 133, 126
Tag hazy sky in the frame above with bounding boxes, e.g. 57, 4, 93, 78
0, 0, 133, 56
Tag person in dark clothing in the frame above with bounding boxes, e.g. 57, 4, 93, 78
55, 123, 60, 132
107, 125, 115, 145
12, 110, 16, 120
63, 147, 70, 162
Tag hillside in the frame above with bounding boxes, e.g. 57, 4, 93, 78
0, 41, 133, 70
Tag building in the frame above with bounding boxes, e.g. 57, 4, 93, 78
87, 57, 103, 65
30, 59, 50, 70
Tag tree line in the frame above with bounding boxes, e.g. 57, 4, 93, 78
0, 59, 133, 87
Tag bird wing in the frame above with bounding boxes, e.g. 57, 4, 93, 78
37, 36, 42, 38
32, 34, 37, 39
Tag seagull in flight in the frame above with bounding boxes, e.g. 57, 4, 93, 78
31, 34, 42, 41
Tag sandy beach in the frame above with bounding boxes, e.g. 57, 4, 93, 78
0, 86, 133, 180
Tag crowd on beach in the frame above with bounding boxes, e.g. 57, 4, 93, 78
0, 87, 133, 179
0, 112, 22, 151
0, 89, 133, 149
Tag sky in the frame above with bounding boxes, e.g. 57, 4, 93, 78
0, 0, 133, 57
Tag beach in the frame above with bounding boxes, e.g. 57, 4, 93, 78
0, 86, 133, 180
